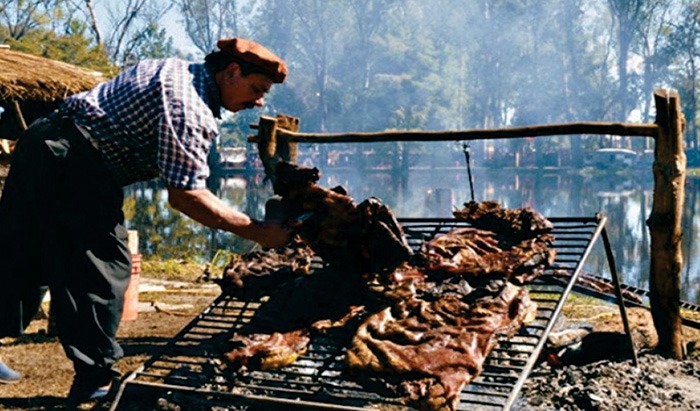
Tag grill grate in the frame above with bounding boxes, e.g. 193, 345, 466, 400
110, 216, 609, 411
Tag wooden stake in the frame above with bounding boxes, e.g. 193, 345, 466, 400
256, 116, 278, 181
647, 88, 686, 359
12, 99, 27, 131
276, 114, 300, 163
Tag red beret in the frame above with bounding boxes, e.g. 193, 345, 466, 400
216, 37, 288, 83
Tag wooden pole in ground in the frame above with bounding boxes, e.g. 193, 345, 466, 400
647, 88, 686, 359
276, 114, 300, 163
12, 99, 28, 131
256, 116, 278, 182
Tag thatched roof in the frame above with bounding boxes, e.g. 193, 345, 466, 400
0, 46, 104, 102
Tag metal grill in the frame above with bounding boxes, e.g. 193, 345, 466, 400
110, 216, 612, 411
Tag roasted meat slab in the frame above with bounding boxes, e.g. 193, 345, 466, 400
225, 329, 311, 371
453, 200, 553, 246
421, 226, 555, 284
346, 281, 537, 411
220, 238, 316, 291
220, 265, 369, 374
270, 161, 412, 274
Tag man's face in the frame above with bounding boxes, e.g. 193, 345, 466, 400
217, 63, 273, 112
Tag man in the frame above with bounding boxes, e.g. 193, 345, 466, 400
0, 38, 293, 404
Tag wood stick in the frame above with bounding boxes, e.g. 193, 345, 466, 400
248, 122, 658, 143
12, 99, 27, 131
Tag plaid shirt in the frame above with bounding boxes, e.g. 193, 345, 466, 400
61, 58, 222, 189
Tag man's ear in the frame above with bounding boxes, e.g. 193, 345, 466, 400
225, 62, 240, 83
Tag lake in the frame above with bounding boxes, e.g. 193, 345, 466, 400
124, 166, 700, 304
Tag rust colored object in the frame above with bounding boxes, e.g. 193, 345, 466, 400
346, 281, 536, 411
220, 238, 315, 290
422, 226, 555, 284
220, 196, 554, 411
271, 161, 412, 274
224, 329, 310, 371
453, 200, 553, 246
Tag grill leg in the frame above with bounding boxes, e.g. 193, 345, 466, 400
601, 225, 639, 367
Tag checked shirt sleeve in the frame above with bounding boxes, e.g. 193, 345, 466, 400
157, 63, 219, 190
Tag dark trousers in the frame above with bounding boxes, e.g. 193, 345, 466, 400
0, 114, 131, 381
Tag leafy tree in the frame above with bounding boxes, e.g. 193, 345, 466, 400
174, 0, 242, 54
667, 1, 699, 151
101, 0, 174, 68
4, 24, 113, 74
0, 0, 53, 40
134, 22, 177, 60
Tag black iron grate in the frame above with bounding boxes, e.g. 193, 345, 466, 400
110, 216, 607, 411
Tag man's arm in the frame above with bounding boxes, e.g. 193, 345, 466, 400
167, 186, 292, 249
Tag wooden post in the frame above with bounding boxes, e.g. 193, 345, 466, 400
276, 114, 300, 164
12, 99, 27, 131
257, 116, 278, 181
647, 88, 686, 359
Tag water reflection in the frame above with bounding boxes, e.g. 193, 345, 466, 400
124, 167, 700, 304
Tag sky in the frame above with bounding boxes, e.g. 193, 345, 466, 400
96, 0, 199, 56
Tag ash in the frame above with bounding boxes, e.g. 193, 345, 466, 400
518, 351, 700, 410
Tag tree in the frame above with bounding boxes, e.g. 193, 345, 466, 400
101, 0, 173, 67
667, 1, 699, 151
74, 0, 103, 47
174, 0, 241, 55
0, 0, 53, 41
5, 24, 112, 73
635, 0, 674, 126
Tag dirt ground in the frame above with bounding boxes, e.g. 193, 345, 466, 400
0, 262, 218, 411
1, 257, 699, 410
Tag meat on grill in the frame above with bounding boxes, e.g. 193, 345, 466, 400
220, 238, 316, 291
224, 329, 311, 371
345, 281, 536, 411
421, 226, 556, 284
453, 200, 553, 246
219, 191, 549, 410
221, 265, 369, 374
270, 161, 412, 274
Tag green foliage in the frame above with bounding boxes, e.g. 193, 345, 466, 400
4, 27, 115, 75
134, 23, 177, 60
141, 258, 206, 282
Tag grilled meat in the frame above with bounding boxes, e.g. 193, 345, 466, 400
219, 195, 552, 408
453, 200, 553, 246
220, 238, 316, 291
346, 281, 536, 411
271, 161, 412, 273
224, 330, 311, 371
421, 226, 555, 284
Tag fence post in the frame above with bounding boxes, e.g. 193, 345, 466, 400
276, 114, 300, 163
647, 88, 686, 359
257, 116, 278, 181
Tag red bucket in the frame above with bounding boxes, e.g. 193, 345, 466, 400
122, 253, 141, 322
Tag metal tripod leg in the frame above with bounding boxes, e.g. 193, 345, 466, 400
598, 215, 639, 366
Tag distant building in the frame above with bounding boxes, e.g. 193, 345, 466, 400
585, 148, 639, 169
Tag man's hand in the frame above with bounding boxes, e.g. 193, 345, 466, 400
251, 220, 294, 249
167, 186, 293, 248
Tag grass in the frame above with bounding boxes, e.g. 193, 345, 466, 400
141, 258, 206, 282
